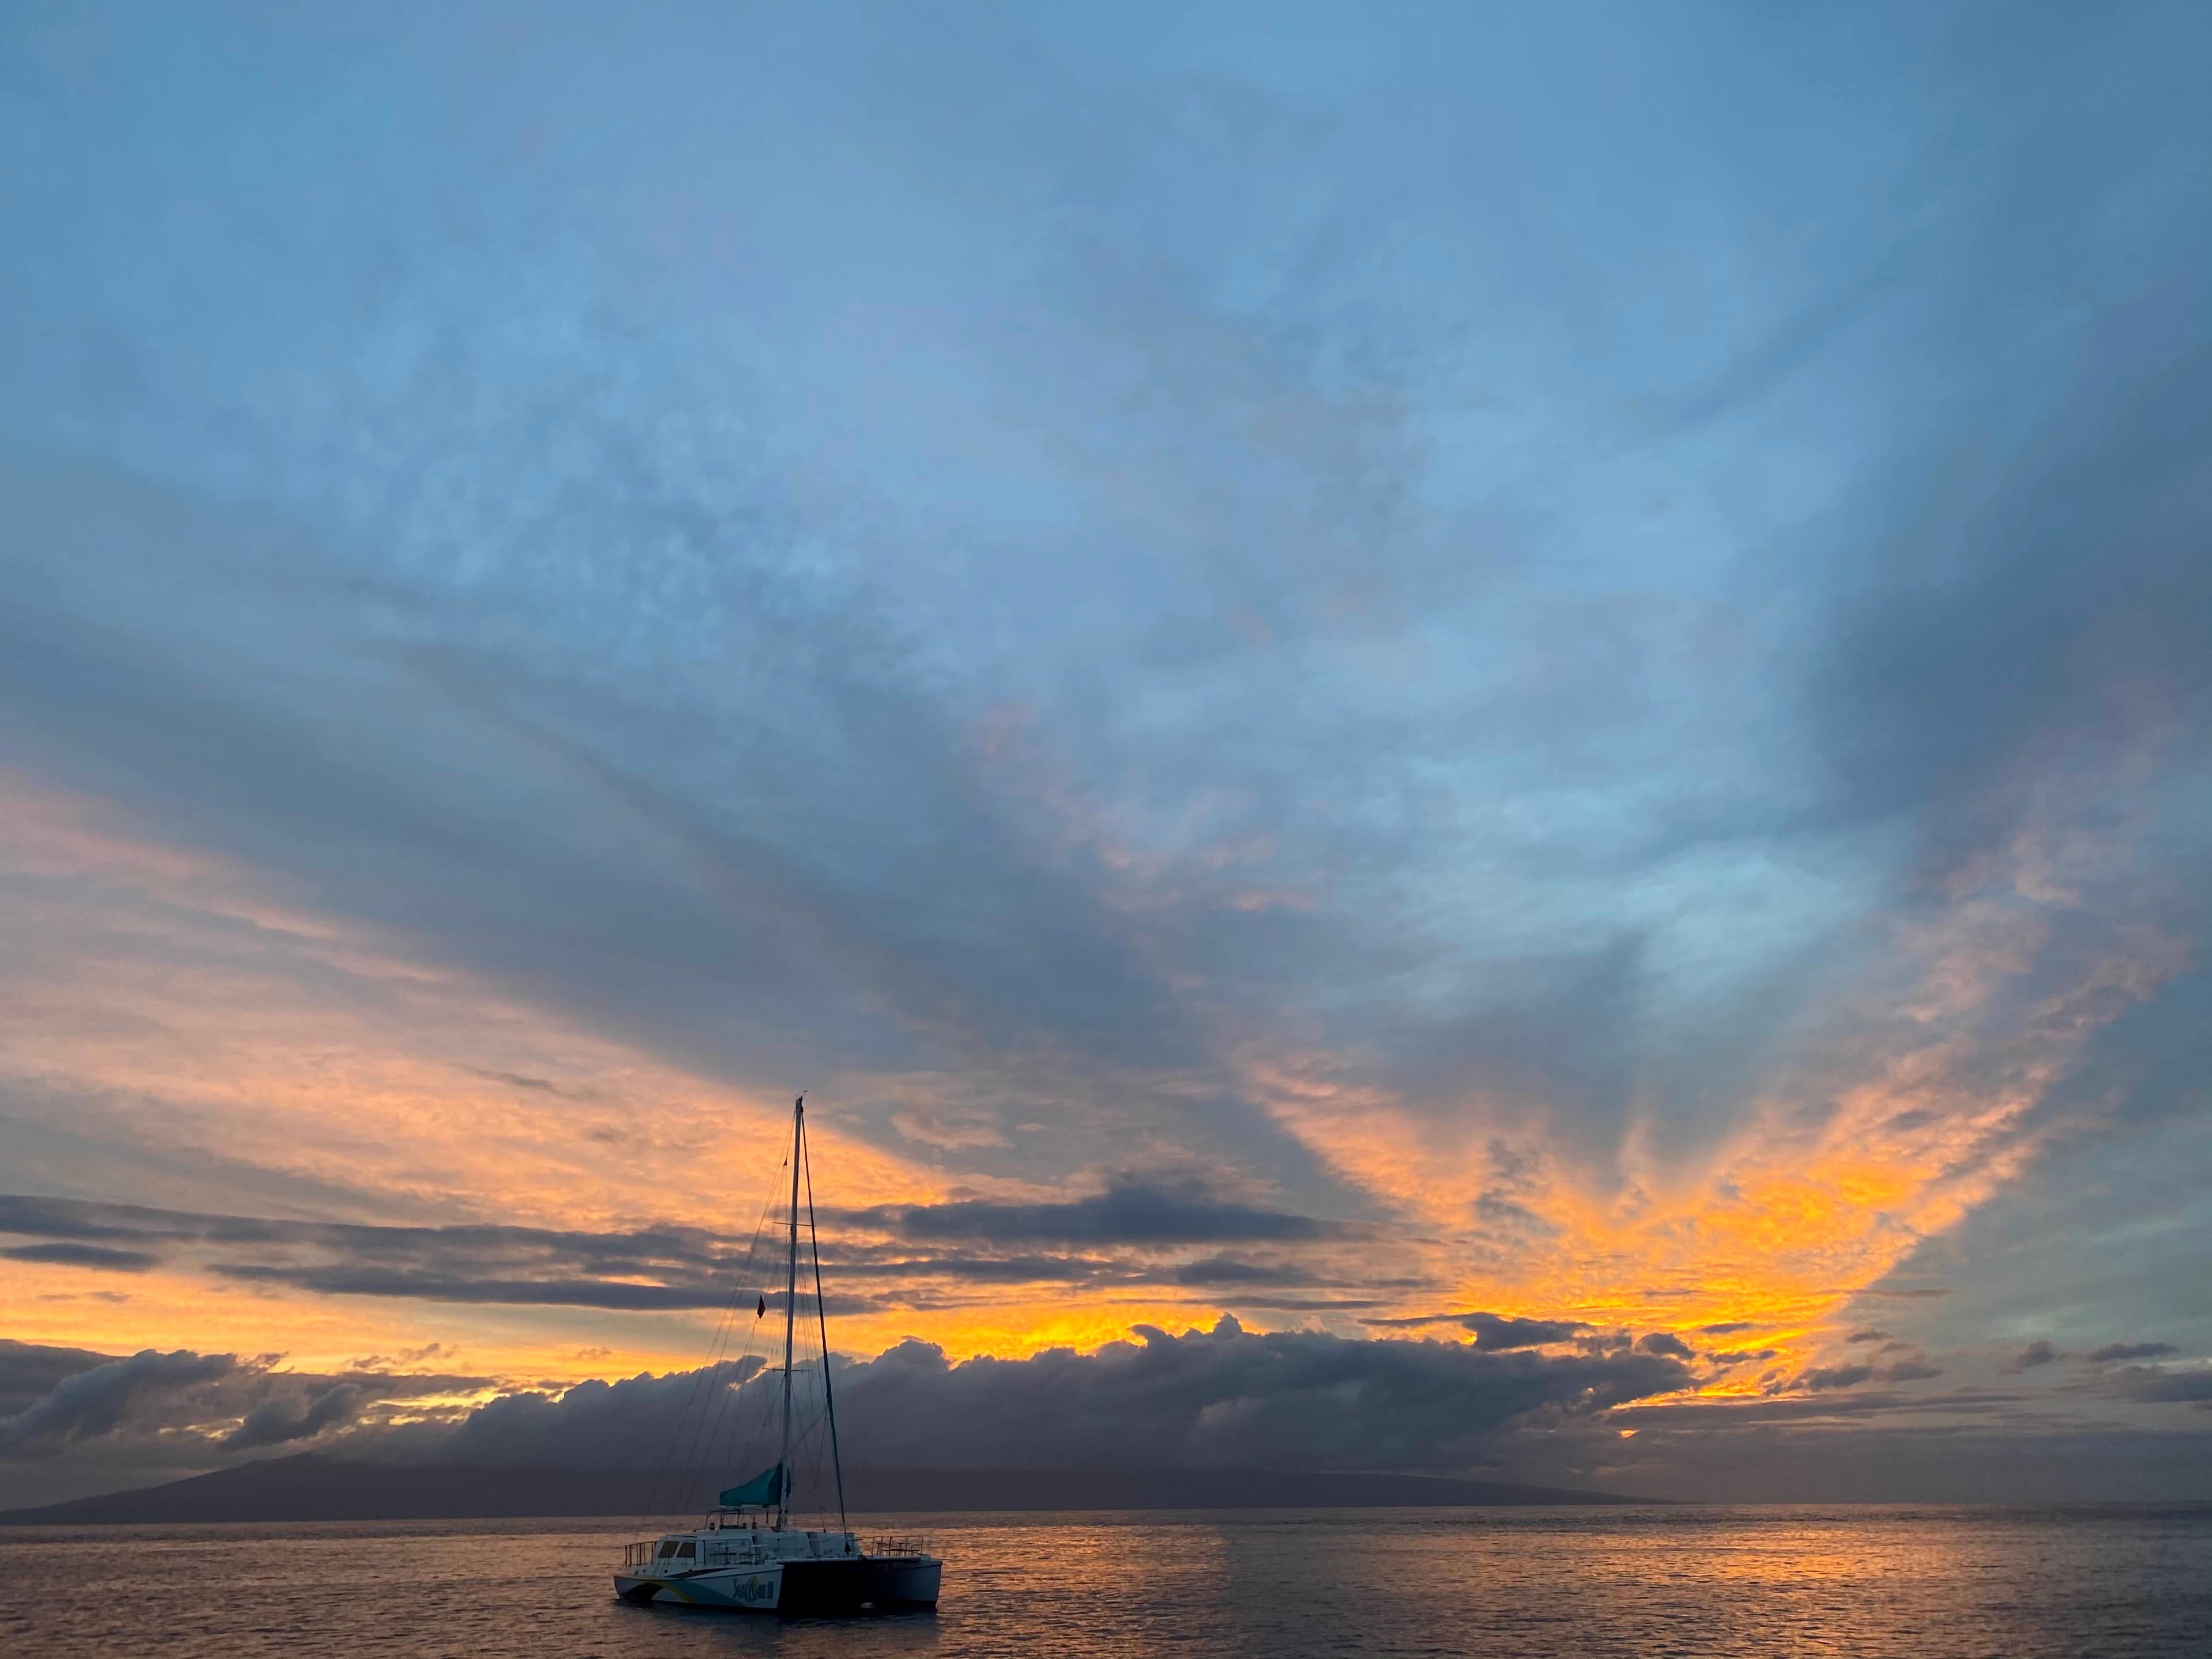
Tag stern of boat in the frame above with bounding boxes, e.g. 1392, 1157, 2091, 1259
774, 1554, 941, 1615
863, 1555, 942, 1608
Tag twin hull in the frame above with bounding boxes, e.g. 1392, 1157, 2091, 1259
616, 1554, 941, 1615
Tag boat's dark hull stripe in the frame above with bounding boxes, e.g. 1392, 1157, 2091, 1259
614, 1556, 940, 1615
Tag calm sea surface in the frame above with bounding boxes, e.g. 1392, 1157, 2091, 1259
4, 1506, 2210, 1658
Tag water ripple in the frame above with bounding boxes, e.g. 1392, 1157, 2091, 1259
5, 1505, 2210, 1658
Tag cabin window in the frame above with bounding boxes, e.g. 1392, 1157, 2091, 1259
676, 1542, 696, 1559
656, 1540, 681, 1559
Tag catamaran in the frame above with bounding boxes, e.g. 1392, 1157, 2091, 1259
614, 1096, 942, 1615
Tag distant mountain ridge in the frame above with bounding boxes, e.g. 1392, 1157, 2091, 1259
0, 1455, 1653, 1524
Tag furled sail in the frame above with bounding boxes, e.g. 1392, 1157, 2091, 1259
718, 1463, 786, 1509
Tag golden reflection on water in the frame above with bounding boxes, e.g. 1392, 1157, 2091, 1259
4, 1507, 2209, 1659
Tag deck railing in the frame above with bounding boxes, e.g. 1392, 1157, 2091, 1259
865, 1534, 931, 1558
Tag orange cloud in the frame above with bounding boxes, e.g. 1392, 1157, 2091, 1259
0, 769, 933, 1238
1248, 824, 2186, 1388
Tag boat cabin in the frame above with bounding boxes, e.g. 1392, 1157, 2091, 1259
622, 1508, 863, 1573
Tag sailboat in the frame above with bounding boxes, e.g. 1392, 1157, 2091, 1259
613, 1096, 943, 1615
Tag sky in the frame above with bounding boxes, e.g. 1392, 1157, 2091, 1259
3, 1, 2211, 1508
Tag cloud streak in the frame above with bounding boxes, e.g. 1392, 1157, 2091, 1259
0, 1188, 1391, 1324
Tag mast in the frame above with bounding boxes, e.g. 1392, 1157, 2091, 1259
777, 1094, 802, 1529
804, 1118, 849, 1531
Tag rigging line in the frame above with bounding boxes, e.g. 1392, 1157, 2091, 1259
740, 1313, 794, 1455
642, 1283, 735, 1532
787, 1412, 830, 1514
640, 1283, 740, 1536
647, 1205, 763, 1528
633, 1163, 782, 1537
661, 1279, 743, 1516
685, 1212, 784, 1487
785, 1367, 838, 1497
738, 1345, 782, 1478
690, 1180, 783, 1469
690, 1317, 766, 1488
803, 1111, 849, 1532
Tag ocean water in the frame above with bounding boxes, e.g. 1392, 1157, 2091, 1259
4, 1505, 2210, 1658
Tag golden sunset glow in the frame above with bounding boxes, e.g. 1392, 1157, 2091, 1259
4, 763, 2181, 1404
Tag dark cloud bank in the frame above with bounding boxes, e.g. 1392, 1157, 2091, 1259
0, 1336, 488, 1505
0, 1185, 1388, 1318
0, 1323, 1684, 1472
0, 1320, 1709, 1512
445, 1317, 1686, 1474
12, 1323, 2212, 1513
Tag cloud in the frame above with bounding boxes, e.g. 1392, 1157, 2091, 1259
2087, 1343, 2177, 1364
0, 1242, 156, 1272
210, 1265, 743, 1313
1704, 1348, 1778, 1368
2006, 1340, 2063, 1373
1797, 1363, 1875, 1393
1639, 1332, 1695, 1361
0, 1338, 117, 1419
0, 1340, 494, 1463
0, 1348, 237, 1455
1795, 1352, 1947, 1393
0, 1190, 1381, 1320
1882, 1361, 1944, 1384
2112, 1368, 2212, 1407
1468, 1314, 1588, 1350
411, 1317, 1692, 1474
0, 1193, 755, 1310
224, 1382, 369, 1450
839, 1174, 1346, 1245
1166, 1256, 1317, 1287
0, 1325, 1695, 1486
1362, 1312, 1588, 1350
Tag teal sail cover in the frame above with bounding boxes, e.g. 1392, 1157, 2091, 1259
718, 1464, 786, 1509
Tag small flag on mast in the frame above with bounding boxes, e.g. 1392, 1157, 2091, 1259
756, 1294, 767, 1318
